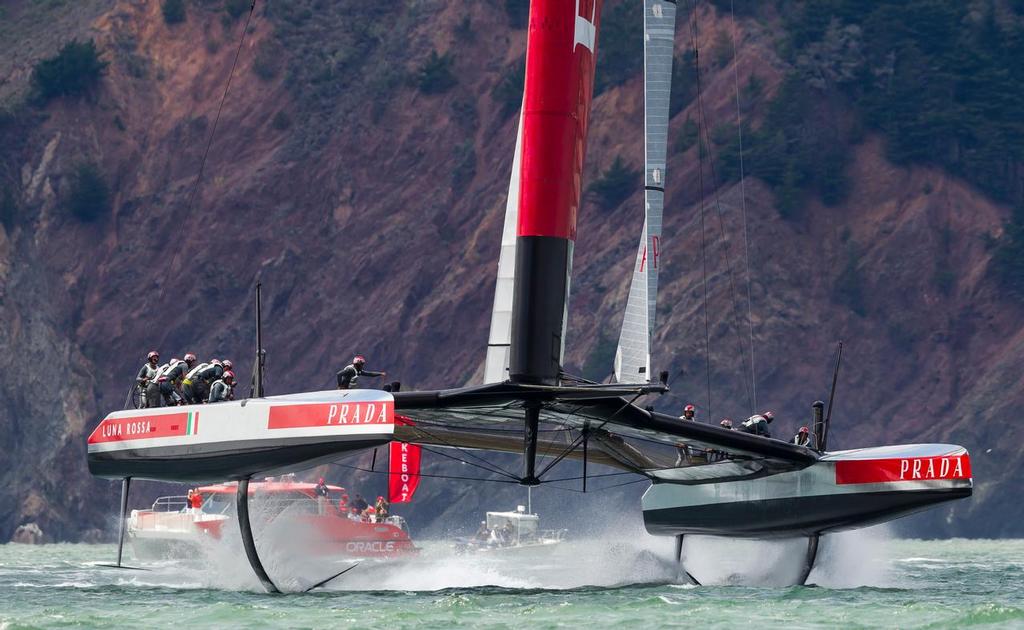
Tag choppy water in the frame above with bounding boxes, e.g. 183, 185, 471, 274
0, 534, 1022, 629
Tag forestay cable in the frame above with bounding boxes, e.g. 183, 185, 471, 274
729, 0, 758, 414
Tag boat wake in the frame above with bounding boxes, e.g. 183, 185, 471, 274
107, 508, 894, 592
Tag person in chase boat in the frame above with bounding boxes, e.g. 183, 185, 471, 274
336, 355, 386, 389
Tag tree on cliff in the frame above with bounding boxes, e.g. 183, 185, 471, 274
994, 205, 1024, 302
65, 162, 110, 222
31, 40, 108, 104
161, 0, 186, 25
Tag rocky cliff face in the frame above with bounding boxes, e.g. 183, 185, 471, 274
0, 0, 1020, 541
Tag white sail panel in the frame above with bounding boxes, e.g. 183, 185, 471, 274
615, 0, 676, 384
484, 106, 524, 383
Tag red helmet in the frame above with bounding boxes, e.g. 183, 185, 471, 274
147, 351, 160, 361
223, 370, 235, 382
222, 359, 233, 370
184, 353, 197, 363
763, 411, 774, 421
210, 359, 222, 366
353, 355, 366, 365
377, 496, 384, 502
684, 404, 695, 412
720, 418, 733, 428
318, 477, 325, 484
799, 426, 809, 434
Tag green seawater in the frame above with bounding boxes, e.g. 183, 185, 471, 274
0, 536, 1021, 629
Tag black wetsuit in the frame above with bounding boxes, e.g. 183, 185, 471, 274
181, 362, 208, 404
136, 362, 159, 408
351, 496, 369, 512
740, 415, 771, 437
192, 364, 225, 402
336, 364, 385, 389
159, 360, 192, 405
146, 363, 175, 408
208, 379, 232, 403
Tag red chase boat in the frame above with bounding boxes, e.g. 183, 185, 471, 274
127, 479, 417, 561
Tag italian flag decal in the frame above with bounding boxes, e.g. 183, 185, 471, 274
186, 410, 200, 436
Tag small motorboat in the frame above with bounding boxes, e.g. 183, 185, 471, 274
127, 479, 417, 561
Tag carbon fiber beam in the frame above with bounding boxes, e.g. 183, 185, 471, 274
236, 478, 279, 593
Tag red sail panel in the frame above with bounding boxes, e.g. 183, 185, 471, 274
517, 0, 603, 241
388, 441, 422, 503
835, 454, 972, 485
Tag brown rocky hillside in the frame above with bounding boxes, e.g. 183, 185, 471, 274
0, 0, 1020, 542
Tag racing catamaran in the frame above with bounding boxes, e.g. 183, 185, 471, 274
87, 0, 972, 592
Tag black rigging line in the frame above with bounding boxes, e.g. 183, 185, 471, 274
328, 461, 521, 485
687, 3, 714, 422
730, 0, 758, 415
182, 0, 257, 219
534, 394, 645, 479
689, 0, 757, 418
404, 423, 521, 481
400, 415, 523, 480
416, 443, 520, 481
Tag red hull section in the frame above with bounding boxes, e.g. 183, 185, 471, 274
834, 454, 971, 485
299, 515, 416, 558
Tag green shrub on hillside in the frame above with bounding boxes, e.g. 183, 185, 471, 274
669, 50, 697, 117
451, 141, 477, 190
993, 206, 1024, 302
66, 162, 110, 222
162, 0, 186, 24
783, 0, 1024, 205
454, 16, 475, 42
594, 0, 642, 95
271, 110, 291, 130
833, 244, 866, 316
253, 41, 282, 81
224, 0, 249, 20
31, 40, 108, 103
416, 51, 457, 94
0, 187, 17, 231
589, 156, 640, 211
505, 0, 529, 29
492, 60, 524, 120
718, 75, 850, 216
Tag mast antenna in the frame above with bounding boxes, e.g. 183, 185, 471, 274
254, 282, 266, 397
822, 341, 844, 451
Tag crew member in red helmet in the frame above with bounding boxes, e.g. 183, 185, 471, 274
136, 351, 161, 408
208, 370, 235, 403
792, 426, 812, 447
741, 410, 774, 437
336, 355, 386, 389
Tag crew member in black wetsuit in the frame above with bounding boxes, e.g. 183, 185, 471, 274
740, 410, 774, 437
159, 353, 197, 405
181, 359, 209, 404
792, 426, 812, 447
136, 351, 160, 408
208, 370, 235, 403
336, 355, 386, 389
189, 359, 233, 402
